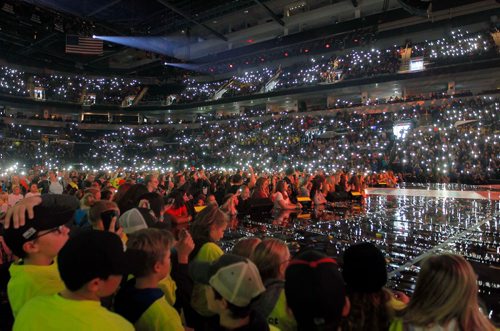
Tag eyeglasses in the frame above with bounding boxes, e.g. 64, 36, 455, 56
33, 225, 66, 240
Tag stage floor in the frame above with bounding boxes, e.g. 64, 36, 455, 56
221, 183, 500, 325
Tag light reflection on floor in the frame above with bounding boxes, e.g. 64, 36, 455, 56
222, 183, 500, 324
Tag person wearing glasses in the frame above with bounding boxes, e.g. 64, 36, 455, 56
3, 195, 79, 317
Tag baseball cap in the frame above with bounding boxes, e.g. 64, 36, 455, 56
57, 230, 129, 291
189, 254, 265, 307
285, 250, 345, 329
4, 201, 76, 258
119, 208, 169, 234
342, 242, 387, 293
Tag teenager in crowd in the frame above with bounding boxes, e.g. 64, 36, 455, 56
190, 254, 278, 331
342, 242, 408, 331
115, 228, 184, 331
285, 250, 350, 331
188, 204, 229, 329
13, 230, 134, 330
251, 238, 296, 331
3, 195, 78, 316
273, 180, 301, 210
390, 254, 496, 331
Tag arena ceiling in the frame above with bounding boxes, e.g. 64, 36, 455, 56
0, 0, 490, 76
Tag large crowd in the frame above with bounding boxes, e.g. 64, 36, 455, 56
1, 94, 498, 185
0, 27, 498, 107
0, 163, 497, 330
175, 28, 497, 104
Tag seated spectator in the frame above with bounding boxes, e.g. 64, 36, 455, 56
310, 176, 328, 206
231, 237, 262, 259
273, 181, 301, 210
115, 228, 184, 331
165, 190, 191, 224
48, 170, 63, 195
252, 177, 271, 199
4, 195, 78, 317
13, 230, 134, 330
285, 250, 350, 331
236, 185, 251, 214
190, 254, 276, 330
251, 239, 296, 331
8, 186, 23, 207
24, 183, 40, 199
390, 254, 496, 331
341, 242, 408, 331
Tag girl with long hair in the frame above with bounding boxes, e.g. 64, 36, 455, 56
391, 254, 495, 331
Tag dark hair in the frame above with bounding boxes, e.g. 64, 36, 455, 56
116, 184, 149, 214
169, 189, 186, 209
342, 289, 393, 331
189, 204, 228, 259
88, 200, 118, 224
113, 182, 132, 203
137, 192, 165, 219
309, 176, 324, 200
101, 190, 113, 201
213, 288, 253, 319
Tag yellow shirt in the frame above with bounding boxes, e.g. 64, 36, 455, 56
8, 261, 65, 317
194, 242, 224, 262
190, 242, 224, 317
158, 274, 177, 306
14, 294, 134, 331
267, 289, 297, 331
135, 297, 184, 331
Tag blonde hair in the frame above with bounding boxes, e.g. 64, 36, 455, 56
0, 192, 8, 203
126, 228, 174, 277
232, 237, 262, 259
251, 238, 289, 282
80, 193, 96, 209
402, 254, 495, 331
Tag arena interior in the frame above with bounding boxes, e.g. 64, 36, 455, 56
0, 0, 499, 330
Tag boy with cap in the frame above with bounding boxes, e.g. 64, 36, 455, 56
4, 195, 78, 317
13, 230, 133, 330
285, 250, 350, 331
115, 228, 185, 331
189, 254, 279, 331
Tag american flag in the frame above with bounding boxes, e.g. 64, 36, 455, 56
65, 35, 103, 55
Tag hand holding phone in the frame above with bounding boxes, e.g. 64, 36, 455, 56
101, 210, 120, 232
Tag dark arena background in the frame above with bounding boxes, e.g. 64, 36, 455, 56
0, 0, 499, 330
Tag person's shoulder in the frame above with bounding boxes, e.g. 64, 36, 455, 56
196, 242, 224, 262
137, 297, 183, 330
388, 318, 404, 331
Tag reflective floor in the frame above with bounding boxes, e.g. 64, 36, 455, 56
220, 184, 500, 324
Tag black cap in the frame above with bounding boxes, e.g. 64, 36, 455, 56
285, 250, 345, 329
4, 203, 76, 258
58, 231, 129, 291
342, 242, 387, 293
